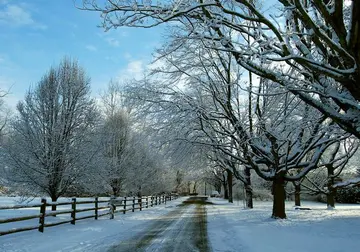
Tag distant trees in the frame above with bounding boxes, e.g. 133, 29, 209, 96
80, 81, 173, 197
0, 62, 177, 200
96, 110, 132, 196
3, 58, 99, 208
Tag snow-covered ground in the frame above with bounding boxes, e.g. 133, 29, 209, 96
0, 196, 185, 252
207, 198, 360, 252
1, 196, 360, 252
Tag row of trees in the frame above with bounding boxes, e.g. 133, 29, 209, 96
79, 0, 360, 218
0, 59, 176, 210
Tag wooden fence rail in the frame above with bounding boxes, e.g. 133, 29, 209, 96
0, 194, 178, 236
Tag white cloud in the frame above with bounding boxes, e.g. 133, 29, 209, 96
0, 4, 47, 29
85, 45, 97, 52
127, 60, 144, 75
117, 60, 145, 81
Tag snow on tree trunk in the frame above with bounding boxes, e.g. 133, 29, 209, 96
272, 173, 286, 219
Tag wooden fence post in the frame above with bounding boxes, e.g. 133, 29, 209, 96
151, 196, 153, 207
132, 197, 135, 212
140, 197, 142, 211
146, 197, 149, 208
123, 197, 127, 214
71, 198, 76, 225
38, 198, 46, 233
95, 197, 98, 220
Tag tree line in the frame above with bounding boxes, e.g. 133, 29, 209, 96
0, 58, 175, 211
1, 1, 360, 220
77, 0, 360, 218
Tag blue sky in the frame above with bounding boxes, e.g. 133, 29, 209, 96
0, 0, 165, 109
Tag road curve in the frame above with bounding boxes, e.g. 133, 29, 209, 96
108, 197, 210, 252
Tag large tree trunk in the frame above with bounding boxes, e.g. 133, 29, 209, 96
326, 165, 336, 208
294, 181, 301, 207
244, 167, 253, 208
223, 174, 229, 199
272, 173, 286, 219
227, 170, 233, 203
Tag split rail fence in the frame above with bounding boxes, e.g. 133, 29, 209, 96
0, 194, 177, 236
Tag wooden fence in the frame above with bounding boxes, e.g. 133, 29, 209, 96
0, 195, 177, 236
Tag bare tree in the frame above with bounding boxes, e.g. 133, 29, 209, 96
85, 81, 173, 197
3, 58, 98, 209
301, 138, 358, 208
124, 38, 354, 218
80, 0, 360, 139
98, 110, 132, 196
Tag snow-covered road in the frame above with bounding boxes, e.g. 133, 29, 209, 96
108, 198, 210, 252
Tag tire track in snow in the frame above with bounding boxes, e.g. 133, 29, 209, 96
108, 198, 211, 252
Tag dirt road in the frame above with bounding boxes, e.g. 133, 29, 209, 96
108, 197, 210, 252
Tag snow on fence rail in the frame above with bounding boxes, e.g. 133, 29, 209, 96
0, 194, 177, 236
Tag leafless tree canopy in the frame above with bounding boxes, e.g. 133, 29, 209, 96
3, 58, 99, 202
80, 0, 360, 139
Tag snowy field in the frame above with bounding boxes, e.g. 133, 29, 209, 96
207, 198, 360, 252
0, 196, 360, 251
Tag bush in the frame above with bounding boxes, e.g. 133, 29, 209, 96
335, 186, 360, 203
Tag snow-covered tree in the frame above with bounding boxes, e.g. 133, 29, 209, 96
81, 0, 360, 139
96, 110, 132, 196
3, 58, 98, 209
83, 81, 174, 197
299, 138, 358, 207
124, 37, 353, 218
